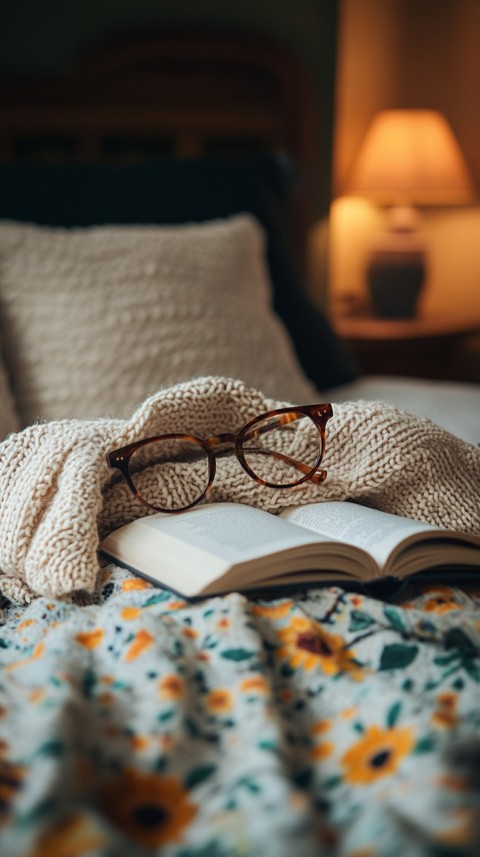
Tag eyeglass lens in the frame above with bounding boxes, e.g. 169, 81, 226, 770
242, 412, 322, 486
128, 437, 210, 512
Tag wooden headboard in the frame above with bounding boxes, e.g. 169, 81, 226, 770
0, 31, 360, 395
0, 30, 316, 188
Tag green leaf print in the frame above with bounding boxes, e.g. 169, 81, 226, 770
323, 774, 342, 791
383, 605, 407, 634
445, 627, 476, 657
464, 659, 480, 682
387, 701, 402, 728
349, 610, 375, 632
143, 591, 172, 606
258, 739, 278, 752
184, 764, 217, 789
220, 648, 254, 661
433, 627, 480, 683
414, 735, 436, 754
35, 740, 64, 757
379, 644, 419, 670
157, 709, 176, 722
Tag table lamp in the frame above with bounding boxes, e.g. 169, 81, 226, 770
347, 109, 475, 317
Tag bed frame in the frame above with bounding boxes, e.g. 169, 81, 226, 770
0, 30, 317, 214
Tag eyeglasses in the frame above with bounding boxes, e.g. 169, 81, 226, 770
107, 403, 333, 513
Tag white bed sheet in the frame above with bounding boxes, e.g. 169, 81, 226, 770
328, 375, 480, 447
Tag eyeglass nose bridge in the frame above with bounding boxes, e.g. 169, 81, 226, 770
203, 432, 240, 469
204, 432, 237, 450
204, 430, 326, 486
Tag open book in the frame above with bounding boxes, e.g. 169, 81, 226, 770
99, 501, 480, 598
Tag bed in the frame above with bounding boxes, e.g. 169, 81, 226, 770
0, 29, 479, 857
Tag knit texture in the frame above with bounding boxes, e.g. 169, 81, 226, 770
0, 216, 316, 426
0, 376, 479, 605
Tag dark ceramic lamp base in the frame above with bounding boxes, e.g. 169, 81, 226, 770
367, 249, 426, 318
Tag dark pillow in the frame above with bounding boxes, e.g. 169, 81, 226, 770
0, 155, 359, 391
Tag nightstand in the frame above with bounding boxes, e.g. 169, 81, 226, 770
331, 313, 480, 381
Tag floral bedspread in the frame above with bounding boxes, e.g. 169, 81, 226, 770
0, 567, 479, 857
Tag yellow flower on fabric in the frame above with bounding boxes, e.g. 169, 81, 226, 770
30, 642, 45, 660
75, 629, 104, 649
311, 741, 334, 761
6, 641, 45, 672
341, 724, 414, 785
340, 706, 359, 720
121, 606, 141, 620
124, 629, 154, 662
431, 691, 459, 729
206, 688, 234, 714
276, 616, 363, 678
17, 618, 37, 631
250, 600, 293, 620
130, 734, 150, 752
421, 585, 464, 614
311, 719, 332, 736
310, 719, 334, 760
240, 675, 269, 695
424, 596, 464, 614
121, 577, 152, 592
158, 673, 184, 701
29, 687, 46, 705
182, 626, 198, 639
98, 768, 197, 848
26, 814, 106, 857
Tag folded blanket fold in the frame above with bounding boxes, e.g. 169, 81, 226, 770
0, 376, 479, 604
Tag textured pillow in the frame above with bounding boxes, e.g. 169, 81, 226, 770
0, 215, 317, 424
0, 338, 20, 440
0, 157, 360, 392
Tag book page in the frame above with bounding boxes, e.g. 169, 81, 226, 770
280, 501, 438, 570
141, 502, 333, 563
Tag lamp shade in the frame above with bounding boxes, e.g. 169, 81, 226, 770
348, 109, 475, 204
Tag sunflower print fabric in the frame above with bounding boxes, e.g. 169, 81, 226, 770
0, 570, 479, 857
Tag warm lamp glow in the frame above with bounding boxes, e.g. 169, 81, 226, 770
348, 109, 474, 205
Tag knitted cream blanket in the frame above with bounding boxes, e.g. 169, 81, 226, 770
1, 376, 479, 605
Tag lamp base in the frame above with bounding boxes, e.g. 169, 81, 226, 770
366, 206, 427, 318
367, 248, 426, 318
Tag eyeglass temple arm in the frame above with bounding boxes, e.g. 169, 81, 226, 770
242, 445, 326, 484
245, 413, 305, 441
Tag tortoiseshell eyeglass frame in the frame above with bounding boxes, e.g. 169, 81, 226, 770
107, 403, 333, 514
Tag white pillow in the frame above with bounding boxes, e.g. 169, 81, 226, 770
0, 215, 317, 424
0, 338, 20, 440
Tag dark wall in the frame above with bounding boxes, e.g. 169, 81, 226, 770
0, 0, 338, 220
